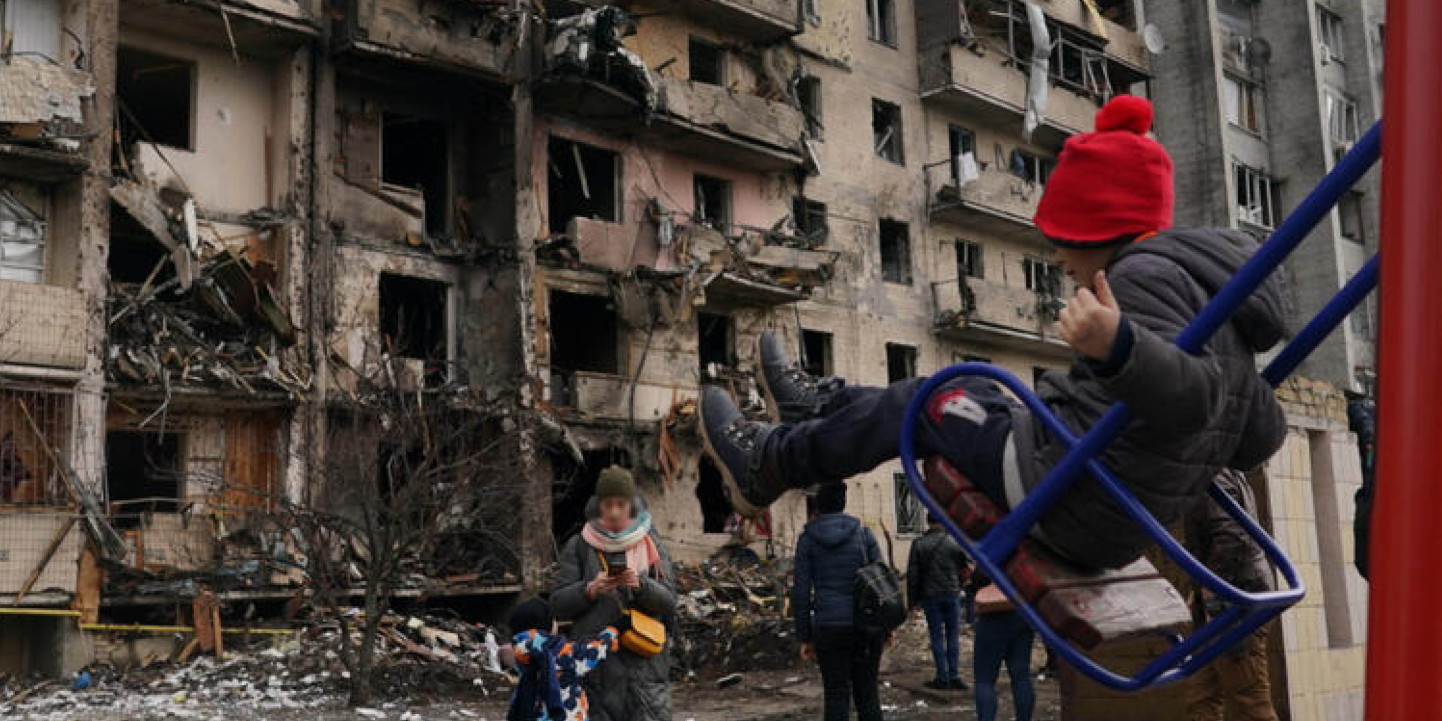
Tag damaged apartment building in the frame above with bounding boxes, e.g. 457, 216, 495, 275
0, 0, 1376, 710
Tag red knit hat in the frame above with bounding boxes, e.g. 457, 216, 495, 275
1033, 95, 1174, 245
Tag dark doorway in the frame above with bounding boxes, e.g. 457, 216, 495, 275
697, 312, 735, 376
106, 430, 183, 526
547, 137, 620, 234
381, 113, 450, 236
117, 47, 194, 150
379, 273, 449, 365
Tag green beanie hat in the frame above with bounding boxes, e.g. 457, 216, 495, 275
595, 465, 636, 500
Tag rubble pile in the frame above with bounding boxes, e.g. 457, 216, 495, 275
672, 559, 798, 676
0, 611, 511, 719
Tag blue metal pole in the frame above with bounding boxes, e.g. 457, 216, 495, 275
1262, 255, 1379, 386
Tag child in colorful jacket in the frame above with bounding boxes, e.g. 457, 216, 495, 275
506, 598, 622, 721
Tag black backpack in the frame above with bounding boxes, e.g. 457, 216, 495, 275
853, 527, 906, 634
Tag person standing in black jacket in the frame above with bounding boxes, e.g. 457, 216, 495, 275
792, 484, 884, 721
907, 517, 971, 689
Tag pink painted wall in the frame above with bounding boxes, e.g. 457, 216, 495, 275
534, 117, 785, 270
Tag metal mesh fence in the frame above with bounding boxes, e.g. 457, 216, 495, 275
0, 385, 75, 507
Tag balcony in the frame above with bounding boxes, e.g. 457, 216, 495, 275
335, 0, 518, 82
1033, 0, 1149, 70
0, 282, 88, 370
932, 276, 1069, 355
537, 76, 806, 171
552, 370, 691, 423
929, 169, 1043, 244
921, 45, 1102, 149
670, 0, 801, 41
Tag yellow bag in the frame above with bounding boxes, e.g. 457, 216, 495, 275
620, 609, 666, 657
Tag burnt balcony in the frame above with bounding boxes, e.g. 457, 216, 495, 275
932, 276, 1069, 355
551, 370, 689, 423
929, 167, 1043, 244
920, 45, 1101, 149
334, 0, 518, 82
669, 0, 801, 42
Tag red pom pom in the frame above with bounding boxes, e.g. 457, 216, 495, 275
1094, 95, 1153, 134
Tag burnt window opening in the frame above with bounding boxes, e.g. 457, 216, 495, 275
693, 174, 732, 232
697, 312, 735, 377
552, 448, 629, 542
381, 113, 450, 237
948, 125, 976, 185
1093, 0, 1136, 30
872, 99, 904, 164
1338, 191, 1365, 243
688, 37, 725, 85
548, 137, 620, 234
379, 273, 449, 370
108, 200, 172, 285
117, 46, 195, 151
956, 240, 984, 279
886, 343, 917, 384
879, 218, 911, 285
1023, 255, 1064, 296
797, 76, 823, 139
549, 290, 621, 405
1010, 149, 1053, 185
801, 329, 833, 378
865, 0, 896, 46
106, 430, 183, 527
793, 196, 828, 246
696, 456, 731, 533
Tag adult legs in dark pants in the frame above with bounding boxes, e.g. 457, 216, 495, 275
921, 595, 963, 687
974, 611, 1036, 721
814, 625, 884, 721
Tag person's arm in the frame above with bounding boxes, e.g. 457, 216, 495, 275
791, 534, 814, 644
1227, 380, 1287, 471
864, 528, 883, 566
550, 536, 593, 620
631, 535, 678, 617
572, 627, 620, 678
906, 537, 924, 608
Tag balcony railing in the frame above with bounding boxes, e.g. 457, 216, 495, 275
921, 44, 1102, 148
928, 165, 1044, 243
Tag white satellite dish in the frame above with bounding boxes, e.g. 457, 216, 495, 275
1143, 23, 1166, 54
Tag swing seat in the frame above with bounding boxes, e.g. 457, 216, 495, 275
924, 457, 1191, 650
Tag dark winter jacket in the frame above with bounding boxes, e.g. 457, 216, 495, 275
1185, 469, 1275, 606
906, 527, 969, 605
551, 497, 677, 721
1019, 228, 1288, 569
792, 513, 881, 642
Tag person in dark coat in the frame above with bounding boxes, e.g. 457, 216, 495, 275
699, 95, 1288, 570
551, 467, 677, 721
907, 517, 971, 689
792, 483, 885, 721
1346, 393, 1376, 579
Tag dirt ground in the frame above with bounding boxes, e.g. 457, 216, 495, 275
3, 616, 1061, 721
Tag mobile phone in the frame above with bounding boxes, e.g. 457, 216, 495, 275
605, 552, 628, 576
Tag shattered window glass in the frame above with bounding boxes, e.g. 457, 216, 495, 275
1023, 255, 1063, 296
0, 186, 47, 284
893, 472, 926, 535
955, 240, 983, 280
797, 76, 823, 139
872, 99, 904, 164
1234, 162, 1281, 229
878, 219, 911, 284
866, 0, 896, 46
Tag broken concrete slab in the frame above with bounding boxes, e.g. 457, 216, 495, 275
110, 180, 197, 289
0, 56, 94, 126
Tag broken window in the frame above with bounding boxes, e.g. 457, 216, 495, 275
1317, 5, 1345, 63
886, 343, 917, 384
117, 46, 195, 151
1338, 191, 1365, 243
1326, 91, 1361, 148
548, 288, 621, 405
1092, 0, 1136, 30
688, 37, 725, 85
0, 185, 47, 283
697, 312, 735, 377
793, 196, 828, 245
693, 174, 732, 232
1009, 149, 1052, 185
107, 199, 171, 285
106, 430, 183, 526
379, 273, 449, 367
872, 99, 904, 164
797, 76, 823, 139
1222, 74, 1264, 134
548, 137, 620, 234
948, 125, 976, 185
696, 456, 731, 532
381, 113, 450, 236
801, 329, 833, 378
1023, 255, 1063, 296
879, 219, 911, 285
1235, 163, 1281, 229
894, 472, 926, 535
955, 240, 983, 280
866, 0, 897, 46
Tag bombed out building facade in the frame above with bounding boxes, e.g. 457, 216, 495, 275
0, 0, 1374, 714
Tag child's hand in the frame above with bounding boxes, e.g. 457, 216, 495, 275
1058, 271, 1122, 361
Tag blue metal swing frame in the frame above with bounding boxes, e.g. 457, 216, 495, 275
898, 121, 1383, 691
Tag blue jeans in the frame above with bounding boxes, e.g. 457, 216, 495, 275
974, 611, 1035, 721
922, 595, 962, 682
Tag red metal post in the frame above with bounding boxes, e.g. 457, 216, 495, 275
1365, 2, 1442, 719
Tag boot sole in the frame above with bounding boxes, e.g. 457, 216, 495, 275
697, 391, 765, 519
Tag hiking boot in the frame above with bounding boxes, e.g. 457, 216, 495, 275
756, 331, 843, 423
698, 386, 788, 517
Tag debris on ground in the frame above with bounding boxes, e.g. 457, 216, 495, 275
672, 559, 796, 676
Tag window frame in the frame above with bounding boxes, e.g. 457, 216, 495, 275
1222, 72, 1265, 135
955, 239, 984, 280
797, 75, 824, 140
872, 99, 905, 165
878, 218, 912, 285
693, 173, 733, 233
1234, 162, 1282, 230
866, 0, 898, 48
948, 125, 976, 186
1325, 90, 1361, 147
1010, 149, 1054, 185
885, 342, 918, 383
1023, 255, 1064, 296
1317, 5, 1345, 63
687, 36, 727, 86
893, 472, 927, 536
0, 185, 49, 284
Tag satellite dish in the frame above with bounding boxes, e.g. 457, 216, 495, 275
1143, 23, 1166, 54
1248, 37, 1273, 67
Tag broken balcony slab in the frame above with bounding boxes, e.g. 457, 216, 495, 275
664, 0, 801, 42
552, 371, 689, 423
537, 77, 806, 172
0, 281, 88, 370
118, 0, 319, 56
0, 56, 94, 127
931, 169, 1044, 245
335, 0, 519, 82
699, 271, 806, 307
0, 143, 89, 183
110, 180, 198, 290
933, 276, 1070, 356
920, 44, 1100, 149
